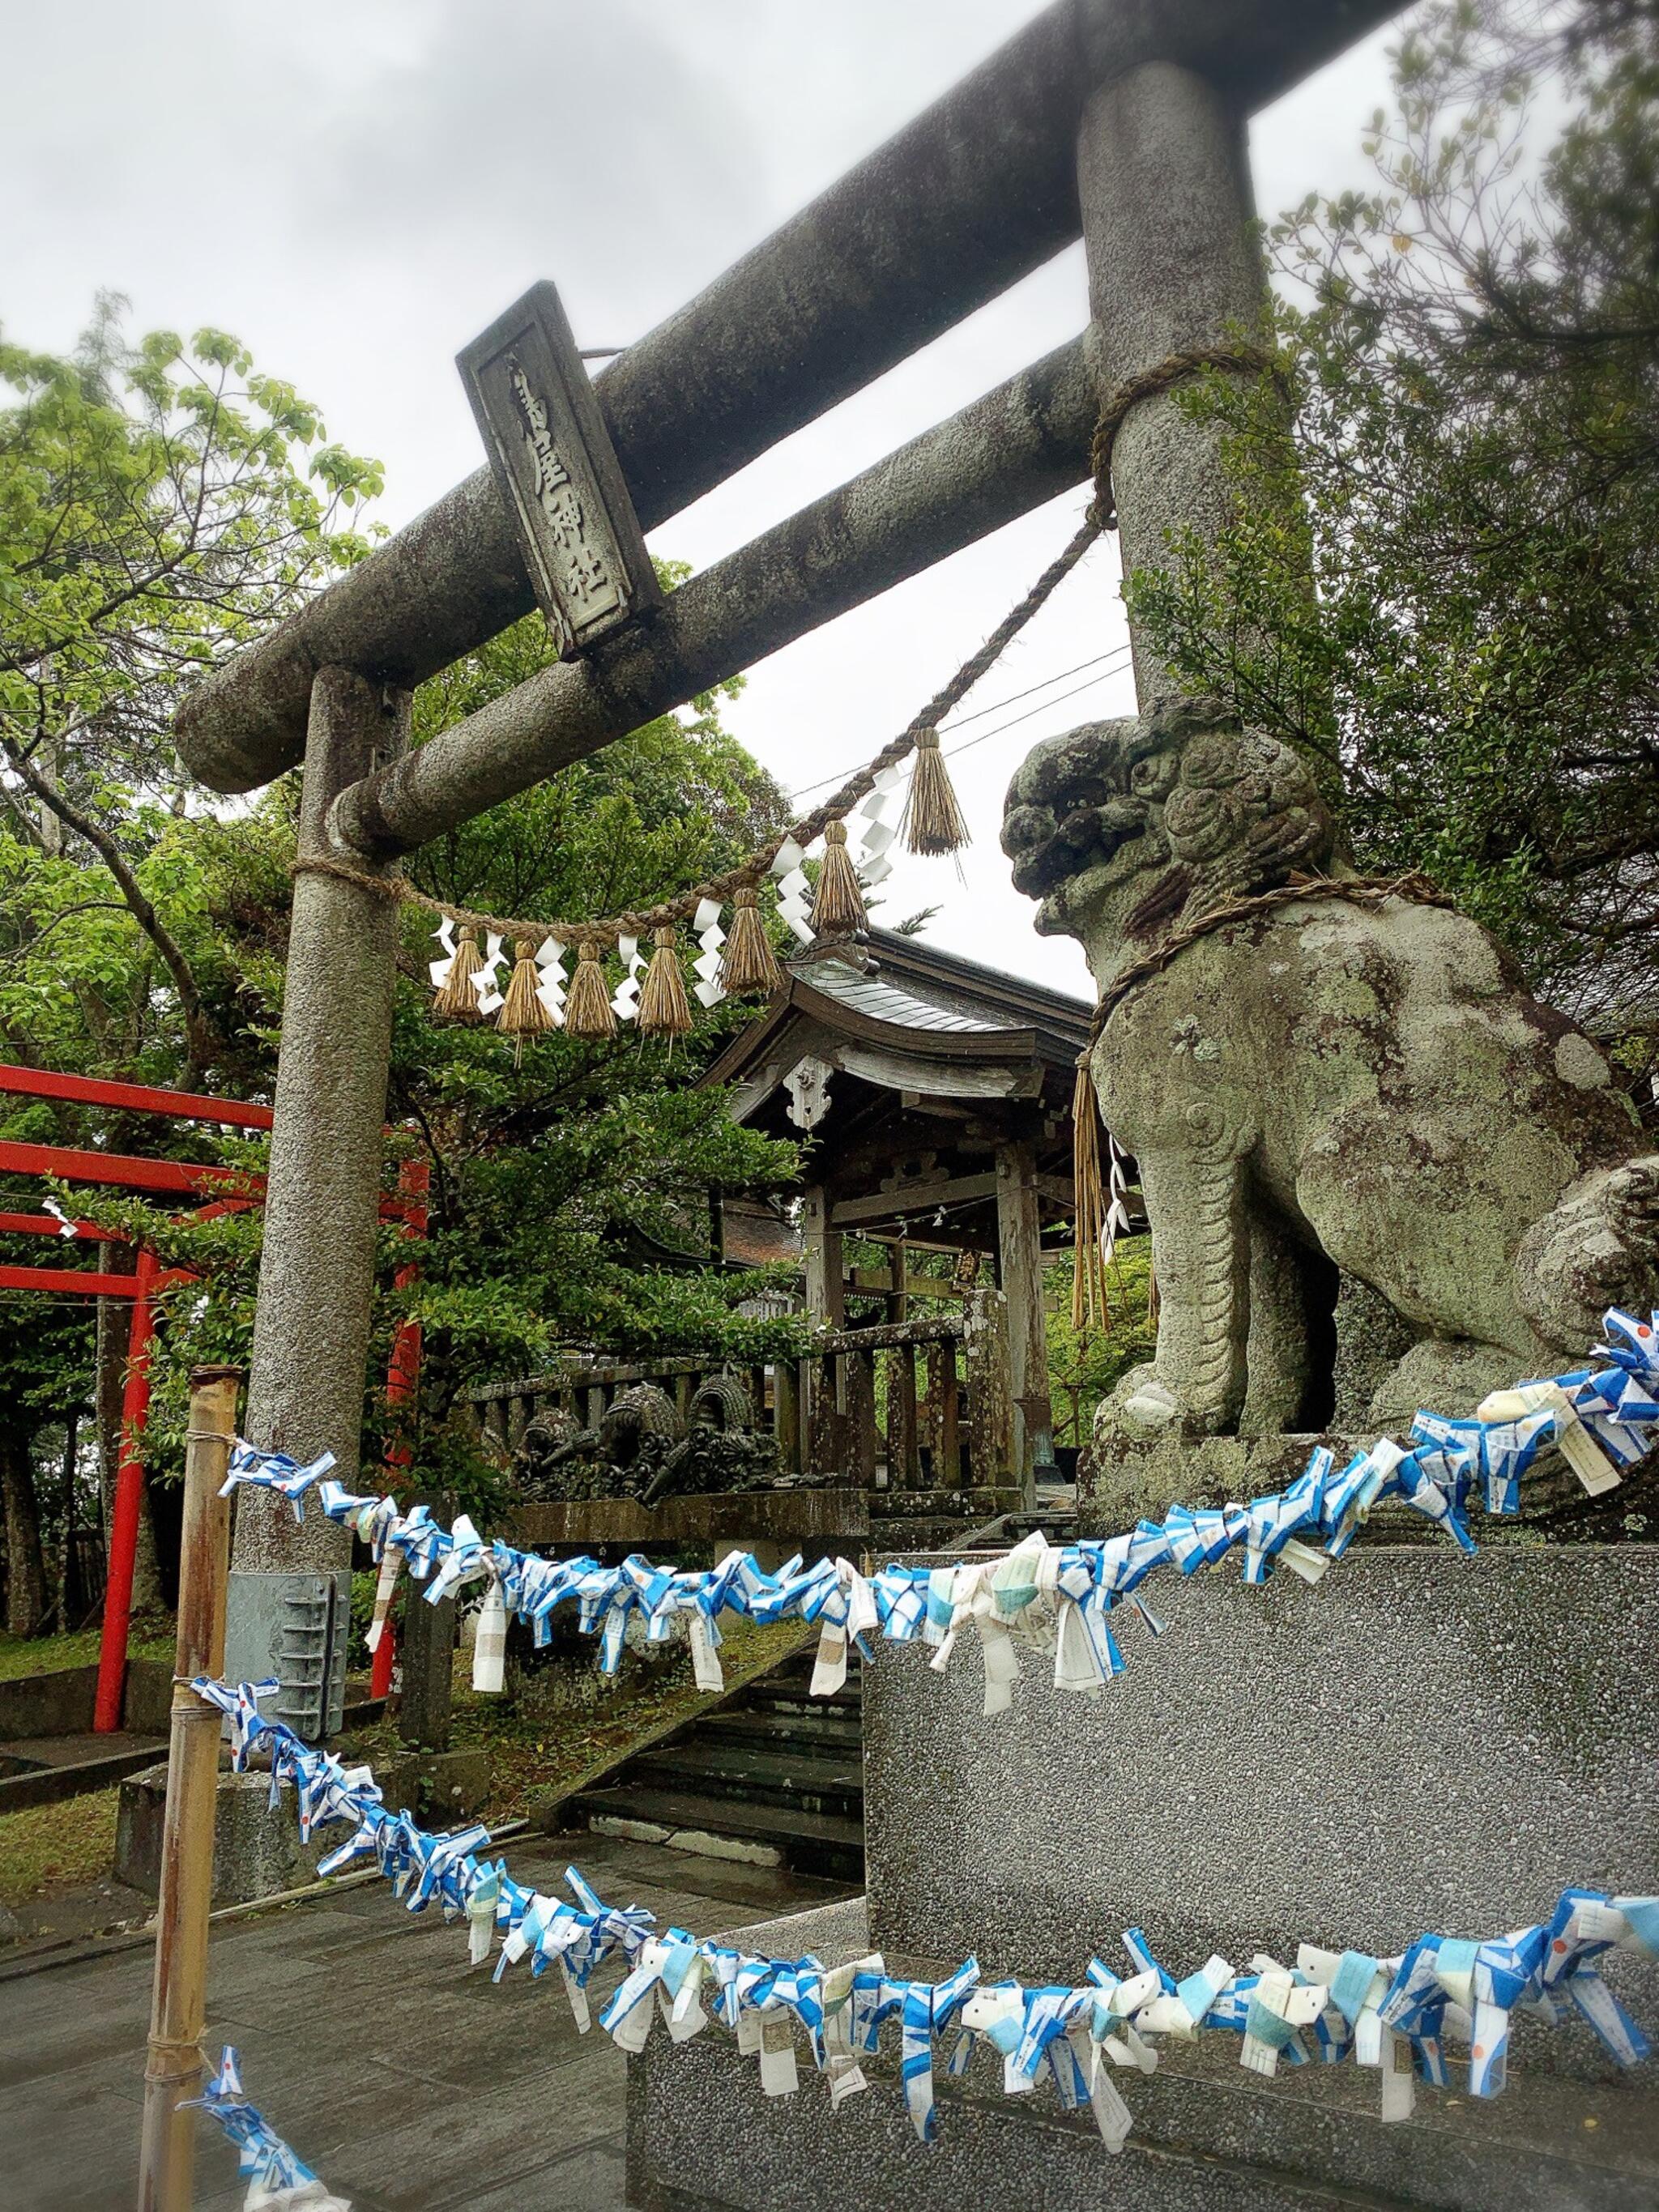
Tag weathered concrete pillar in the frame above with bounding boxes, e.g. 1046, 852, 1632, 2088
995, 1140, 1053, 1502
1076, 61, 1276, 707
224, 667, 410, 1737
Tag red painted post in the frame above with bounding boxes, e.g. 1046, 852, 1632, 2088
95, 1243, 160, 1733
369, 1161, 429, 1700
368, 1611, 398, 1701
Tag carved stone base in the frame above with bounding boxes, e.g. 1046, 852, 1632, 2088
1080, 1422, 1357, 1532
1080, 1418, 1588, 1534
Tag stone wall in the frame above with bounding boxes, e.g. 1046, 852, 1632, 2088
0, 1656, 171, 1741
629, 1544, 1659, 2210
864, 1546, 1659, 2016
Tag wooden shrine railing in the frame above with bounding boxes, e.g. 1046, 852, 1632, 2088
471, 1285, 1016, 1498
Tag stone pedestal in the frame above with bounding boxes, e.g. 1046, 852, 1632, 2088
116, 1765, 335, 1907
114, 1748, 491, 1909
629, 1547, 1659, 2209
1082, 1421, 1363, 1529
1081, 1420, 1587, 1532
862, 1547, 1659, 1983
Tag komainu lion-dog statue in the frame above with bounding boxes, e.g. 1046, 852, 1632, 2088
1002, 699, 1659, 1438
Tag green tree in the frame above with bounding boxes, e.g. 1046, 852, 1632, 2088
362, 624, 808, 1502
0, 1295, 94, 1635
0, 309, 807, 1588
36, 617, 805, 1521
0, 300, 382, 1626
1127, 0, 1659, 1051
1044, 1239, 1159, 1450
0, 296, 382, 1084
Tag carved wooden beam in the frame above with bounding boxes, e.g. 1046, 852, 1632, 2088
831, 1174, 1001, 1227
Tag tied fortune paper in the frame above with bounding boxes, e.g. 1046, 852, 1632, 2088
193, 1674, 1659, 2146
218, 1304, 1659, 1719
186, 2046, 350, 2210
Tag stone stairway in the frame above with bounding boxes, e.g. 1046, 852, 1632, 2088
562, 1647, 864, 1883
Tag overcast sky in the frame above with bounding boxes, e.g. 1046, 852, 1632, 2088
4, 1, 1413, 1001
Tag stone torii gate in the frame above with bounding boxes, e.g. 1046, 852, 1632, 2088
179, 0, 1401, 1715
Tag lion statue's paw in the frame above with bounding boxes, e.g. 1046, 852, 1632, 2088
1515, 1155, 1659, 1354
1121, 1376, 1181, 1432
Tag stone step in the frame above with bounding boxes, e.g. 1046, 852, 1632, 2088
625, 1740, 863, 1818
740, 1677, 862, 1721
563, 1783, 864, 1882
694, 1705, 865, 1758
754, 1646, 862, 1686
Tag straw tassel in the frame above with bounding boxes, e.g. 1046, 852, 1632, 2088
902, 728, 970, 856
563, 940, 617, 1038
497, 938, 553, 1061
638, 926, 693, 1041
720, 887, 784, 997
810, 820, 867, 936
1071, 1055, 1111, 1339
433, 925, 484, 1020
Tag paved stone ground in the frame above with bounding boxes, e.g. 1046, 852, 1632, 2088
0, 1831, 851, 2210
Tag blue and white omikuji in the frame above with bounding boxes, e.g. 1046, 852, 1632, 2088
194, 1669, 1657, 2154
220, 1305, 1659, 1714
195, 1306, 1659, 2161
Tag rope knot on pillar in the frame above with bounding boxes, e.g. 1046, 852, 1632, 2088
1087, 344, 1282, 530
288, 853, 409, 901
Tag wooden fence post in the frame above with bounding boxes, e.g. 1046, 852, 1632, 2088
938, 1352, 962, 1488
844, 1349, 878, 1488
962, 1286, 1013, 1491
774, 1361, 801, 1473
807, 1354, 842, 1481
889, 1345, 919, 1485
139, 1363, 241, 2212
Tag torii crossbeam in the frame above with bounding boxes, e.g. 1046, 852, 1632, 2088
175, 0, 1405, 1726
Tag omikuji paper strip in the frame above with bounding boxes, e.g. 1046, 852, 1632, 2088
192, 1677, 1659, 2146
216, 1306, 1659, 1716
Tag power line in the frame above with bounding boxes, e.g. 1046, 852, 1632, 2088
939, 658, 1133, 762
934, 648, 1129, 733
787, 645, 1133, 803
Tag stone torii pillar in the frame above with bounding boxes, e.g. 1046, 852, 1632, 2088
1075, 55, 1282, 702
190, 9, 1396, 1737
222, 669, 409, 1736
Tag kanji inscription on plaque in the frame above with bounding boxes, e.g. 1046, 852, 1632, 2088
458, 282, 660, 657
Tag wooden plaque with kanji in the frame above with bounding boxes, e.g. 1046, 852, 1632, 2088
458, 281, 661, 657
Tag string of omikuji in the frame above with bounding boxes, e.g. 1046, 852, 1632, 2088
219, 1306, 1659, 1717
186, 2046, 349, 2211
188, 1675, 1659, 2148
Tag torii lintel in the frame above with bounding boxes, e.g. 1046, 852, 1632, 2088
174, 0, 1402, 816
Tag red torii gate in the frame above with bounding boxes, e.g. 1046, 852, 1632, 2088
0, 1064, 425, 1729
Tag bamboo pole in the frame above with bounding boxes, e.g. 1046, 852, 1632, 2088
138, 1365, 241, 2212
